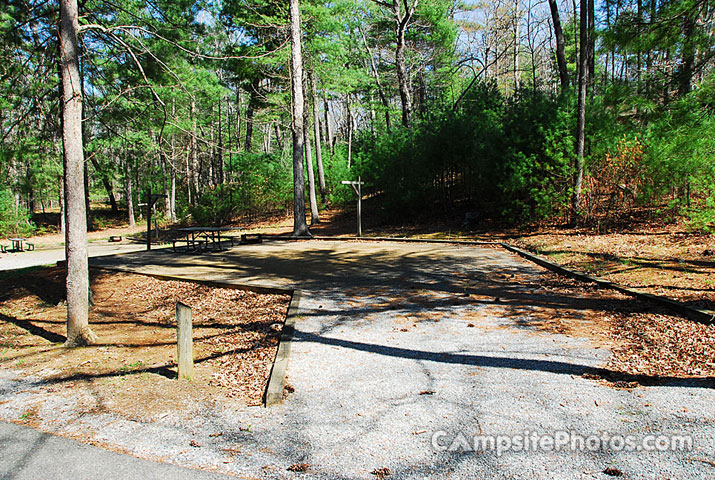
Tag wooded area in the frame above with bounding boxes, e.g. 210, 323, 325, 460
2, 0, 714, 239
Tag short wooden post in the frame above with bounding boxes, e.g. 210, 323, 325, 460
176, 302, 194, 380
357, 176, 362, 237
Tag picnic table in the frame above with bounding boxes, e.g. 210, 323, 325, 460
174, 227, 234, 253
9, 238, 33, 252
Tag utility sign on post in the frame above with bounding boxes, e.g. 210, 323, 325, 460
341, 177, 365, 237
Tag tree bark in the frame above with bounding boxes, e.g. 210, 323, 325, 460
359, 25, 392, 132
393, 0, 417, 128
547, 0, 569, 92
289, 0, 310, 237
217, 100, 224, 184
190, 99, 199, 202
89, 157, 118, 213
309, 70, 326, 200
588, 0, 595, 92
59, 0, 97, 346
303, 86, 320, 224
323, 92, 334, 153
160, 148, 171, 217
244, 78, 259, 152
83, 160, 92, 231
123, 151, 135, 227
58, 174, 65, 235
513, 0, 521, 92
678, 10, 697, 96
572, 0, 588, 221
346, 97, 353, 168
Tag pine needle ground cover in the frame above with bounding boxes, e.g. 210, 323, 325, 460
0, 267, 291, 424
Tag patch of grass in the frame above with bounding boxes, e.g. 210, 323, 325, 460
118, 360, 144, 373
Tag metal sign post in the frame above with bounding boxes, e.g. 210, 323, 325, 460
341, 177, 365, 237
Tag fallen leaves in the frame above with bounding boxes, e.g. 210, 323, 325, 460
371, 467, 391, 478
287, 463, 310, 472
0, 266, 291, 408
603, 467, 623, 476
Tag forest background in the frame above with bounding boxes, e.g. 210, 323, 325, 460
2, 0, 714, 237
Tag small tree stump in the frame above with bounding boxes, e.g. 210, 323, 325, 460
176, 302, 194, 380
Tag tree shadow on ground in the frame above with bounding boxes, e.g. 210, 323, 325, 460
293, 330, 715, 389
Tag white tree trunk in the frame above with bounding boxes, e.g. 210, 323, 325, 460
303, 74, 320, 224
60, 0, 97, 346
309, 71, 326, 200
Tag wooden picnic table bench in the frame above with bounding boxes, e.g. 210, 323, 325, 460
8, 238, 32, 252
175, 227, 234, 252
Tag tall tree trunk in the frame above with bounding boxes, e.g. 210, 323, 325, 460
84, 160, 92, 231
185, 145, 192, 206
160, 149, 171, 217
393, 0, 417, 128
289, 0, 310, 237
244, 78, 259, 152
89, 157, 118, 213
346, 97, 353, 168
678, 10, 697, 96
646, 0, 655, 95
123, 150, 135, 227
588, 0, 595, 92
547, 0, 569, 92
323, 93, 333, 153
303, 82, 320, 225
168, 102, 177, 222
170, 170, 176, 223
190, 99, 199, 202
572, 0, 588, 221
264, 123, 273, 153
58, 174, 65, 236
59, 0, 97, 346
234, 88, 241, 150
217, 100, 224, 184
513, 0, 521, 92
26, 164, 35, 214
309, 70, 326, 200
359, 25, 392, 132
636, 0, 642, 92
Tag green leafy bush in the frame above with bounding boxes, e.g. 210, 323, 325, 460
0, 189, 35, 237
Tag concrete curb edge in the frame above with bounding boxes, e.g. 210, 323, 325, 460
264, 289, 301, 406
85, 264, 300, 406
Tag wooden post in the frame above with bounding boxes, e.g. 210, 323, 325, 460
341, 178, 365, 238
357, 176, 362, 237
145, 193, 166, 250
176, 302, 194, 380
146, 199, 152, 251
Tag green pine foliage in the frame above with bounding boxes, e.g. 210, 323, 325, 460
356, 82, 573, 223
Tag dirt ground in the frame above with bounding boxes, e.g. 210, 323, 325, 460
507, 226, 715, 311
0, 267, 291, 422
499, 265, 715, 381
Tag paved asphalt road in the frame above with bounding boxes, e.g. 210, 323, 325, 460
0, 420, 232, 480
0, 242, 150, 272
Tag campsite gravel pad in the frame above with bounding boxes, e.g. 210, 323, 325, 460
1, 240, 713, 479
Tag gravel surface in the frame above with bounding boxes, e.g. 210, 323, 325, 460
1, 240, 713, 479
